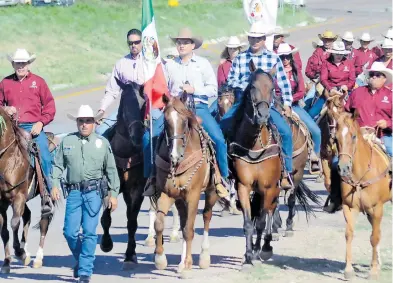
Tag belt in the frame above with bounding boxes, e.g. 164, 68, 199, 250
67, 179, 102, 193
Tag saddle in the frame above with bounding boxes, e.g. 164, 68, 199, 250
360, 127, 391, 169
287, 112, 313, 158
17, 128, 59, 153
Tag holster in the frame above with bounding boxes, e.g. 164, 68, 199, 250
60, 177, 109, 200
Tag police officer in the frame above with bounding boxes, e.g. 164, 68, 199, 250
51, 105, 120, 283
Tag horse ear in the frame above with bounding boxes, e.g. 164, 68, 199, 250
269, 64, 277, 78
249, 59, 256, 73
180, 91, 188, 104
162, 94, 169, 105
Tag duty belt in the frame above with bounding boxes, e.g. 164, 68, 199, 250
66, 179, 102, 194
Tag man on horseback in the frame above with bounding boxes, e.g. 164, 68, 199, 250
0, 48, 55, 213
220, 21, 295, 190
272, 26, 303, 70
142, 27, 229, 198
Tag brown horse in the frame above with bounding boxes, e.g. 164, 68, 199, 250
328, 107, 391, 280
0, 108, 55, 273
99, 82, 147, 270
153, 93, 220, 277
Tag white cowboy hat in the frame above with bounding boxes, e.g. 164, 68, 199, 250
170, 27, 203, 49
7, 48, 36, 64
327, 41, 350, 55
358, 32, 374, 42
364, 62, 393, 85
225, 36, 247, 48
340, 31, 355, 42
272, 26, 290, 37
312, 39, 324, 49
67, 105, 104, 121
245, 21, 272, 37
276, 43, 298, 55
382, 38, 393, 49
383, 28, 393, 40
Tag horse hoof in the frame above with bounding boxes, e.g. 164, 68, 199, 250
122, 261, 137, 271
145, 235, 155, 247
259, 250, 273, 261
100, 234, 113, 253
199, 251, 210, 269
272, 233, 280, 241
177, 263, 185, 274
155, 253, 167, 270
33, 259, 43, 269
368, 271, 379, 280
241, 263, 253, 272
23, 254, 31, 266
180, 269, 192, 279
220, 209, 230, 217
1, 265, 10, 274
344, 269, 355, 280
284, 230, 294, 237
315, 175, 324, 183
169, 233, 180, 243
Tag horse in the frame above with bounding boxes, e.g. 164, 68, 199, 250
328, 106, 392, 280
152, 93, 221, 278
99, 81, 147, 270
0, 107, 56, 273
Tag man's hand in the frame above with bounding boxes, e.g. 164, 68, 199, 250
341, 85, 348, 92
180, 83, 195, 94
51, 187, 61, 201
107, 197, 118, 212
283, 105, 292, 117
31, 121, 43, 136
4, 106, 16, 117
376, 119, 388, 129
330, 88, 342, 96
95, 110, 105, 125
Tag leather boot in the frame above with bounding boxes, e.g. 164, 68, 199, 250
143, 176, 158, 197
281, 172, 294, 191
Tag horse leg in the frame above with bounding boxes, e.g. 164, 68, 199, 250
260, 210, 274, 261
321, 158, 331, 194
100, 207, 113, 253
144, 203, 156, 247
0, 207, 11, 274
199, 190, 219, 269
238, 183, 254, 267
253, 209, 266, 262
175, 199, 187, 273
343, 204, 358, 279
284, 190, 296, 237
11, 194, 25, 264
33, 209, 52, 268
368, 204, 383, 280
16, 204, 32, 266
170, 204, 181, 243
154, 193, 174, 270
272, 201, 282, 241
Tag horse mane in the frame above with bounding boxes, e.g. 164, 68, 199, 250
0, 108, 25, 148
168, 97, 198, 126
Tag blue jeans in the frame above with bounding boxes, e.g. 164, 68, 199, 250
143, 103, 229, 178
63, 190, 102, 277
19, 123, 52, 191
308, 96, 326, 120
303, 84, 316, 111
293, 105, 321, 155
382, 135, 393, 157
95, 109, 118, 136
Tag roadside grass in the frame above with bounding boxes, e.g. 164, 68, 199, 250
0, 0, 313, 89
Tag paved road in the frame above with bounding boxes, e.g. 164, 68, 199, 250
1, 0, 392, 282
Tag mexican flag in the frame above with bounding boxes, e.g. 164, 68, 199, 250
142, 0, 169, 111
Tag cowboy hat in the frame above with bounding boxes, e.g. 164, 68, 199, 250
170, 27, 203, 49
383, 28, 393, 40
7, 48, 36, 64
225, 36, 247, 48
340, 31, 355, 42
245, 21, 272, 37
364, 62, 393, 85
358, 32, 374, 42
67, 105, 104, 121
382, 38, 393, 49
327, 41, 350, 55
312, 39, 324, 49
272, 26, 290, 37
276, 43, 298, 56
318, 30, 338, 40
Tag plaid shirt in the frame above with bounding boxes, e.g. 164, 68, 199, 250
227, 48, 293, 106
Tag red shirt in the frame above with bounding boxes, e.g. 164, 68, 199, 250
372, 45, 384, 58
320, 57, 356, 91
274, 43, 303, 70
345, 48, 357, 62
0, 72, 55, 126
217, 60, 232, 88
305, 47, 330, 80
353, 48, 378, 76
345, 86, 392, 133
275, 69, 305, 102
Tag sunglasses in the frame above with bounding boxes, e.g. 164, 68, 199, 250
128, 40, 141, 46
369, 71, 386, 78
77, 118, 95, 124
279, 55, 292, 60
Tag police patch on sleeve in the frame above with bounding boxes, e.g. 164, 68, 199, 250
95, 139, 103, 149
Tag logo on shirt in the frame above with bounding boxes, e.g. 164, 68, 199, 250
343, 66, 349, 72
369, 53, 373, 58
95, 139, 103, 149
142, 36, 159, 62
382, 96, 390, 103
30, 81, 37, 89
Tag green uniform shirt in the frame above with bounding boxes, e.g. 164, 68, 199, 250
52, 132, 120, 198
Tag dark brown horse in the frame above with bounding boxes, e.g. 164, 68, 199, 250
0, 107, 55, 273
99, 82, 147, 270
153, 93, 220, 278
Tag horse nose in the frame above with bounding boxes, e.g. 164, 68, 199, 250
337, 161, 351, 177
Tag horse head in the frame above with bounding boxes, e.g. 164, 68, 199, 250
218, 84, 235, 117
326, 93, 346, 140
244, 59, 276, 126
117, 82, 145, 150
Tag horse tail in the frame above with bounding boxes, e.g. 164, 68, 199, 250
295, 180, 322, 221
250, 191, 261, 223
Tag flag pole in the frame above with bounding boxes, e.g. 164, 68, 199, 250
150, 98, 153, 165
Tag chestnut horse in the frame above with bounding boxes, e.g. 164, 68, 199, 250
328, 107, 391, 280
0, 107, 55, 273
152, 93, 220, 278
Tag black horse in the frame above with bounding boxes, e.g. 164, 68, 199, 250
99, 81, 147, 270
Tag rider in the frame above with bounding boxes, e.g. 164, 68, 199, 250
273, 26, 303, 70
142, 27, 229, 198
220, 21, 295, 190
376, 38, 393, 89
275, 43, 321, 173
353, 32, 378, 77
340, 31, 356, 61
0, 48, 55, 213
308, 41, 356, 120
95, 28, 145, 135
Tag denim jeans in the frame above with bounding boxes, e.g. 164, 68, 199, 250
293, 105, 321, 155
143, 103, 229, 178
382, 135, 393, 157
19, 123, 52, 191
303, 84, 316, 111
95, 109, 118, 136
63, 190, 102, 277
307, 96, 326, 120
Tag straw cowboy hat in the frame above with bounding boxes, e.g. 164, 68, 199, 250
7, 48, 36, 64
318, 30, 338, 40
364, 62, 393, 85
312, 39, 324, 49
340, 31, 355, 42
327, 41, 350, 55
170, 27, 203, 49
272, 26, 290, 37
221, 36, 247, 59
67, 105, 104, 121
382, 38, 393, 49
276, 43, 298, 55
358, 32, 374, 42
245, 21, 272, 37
